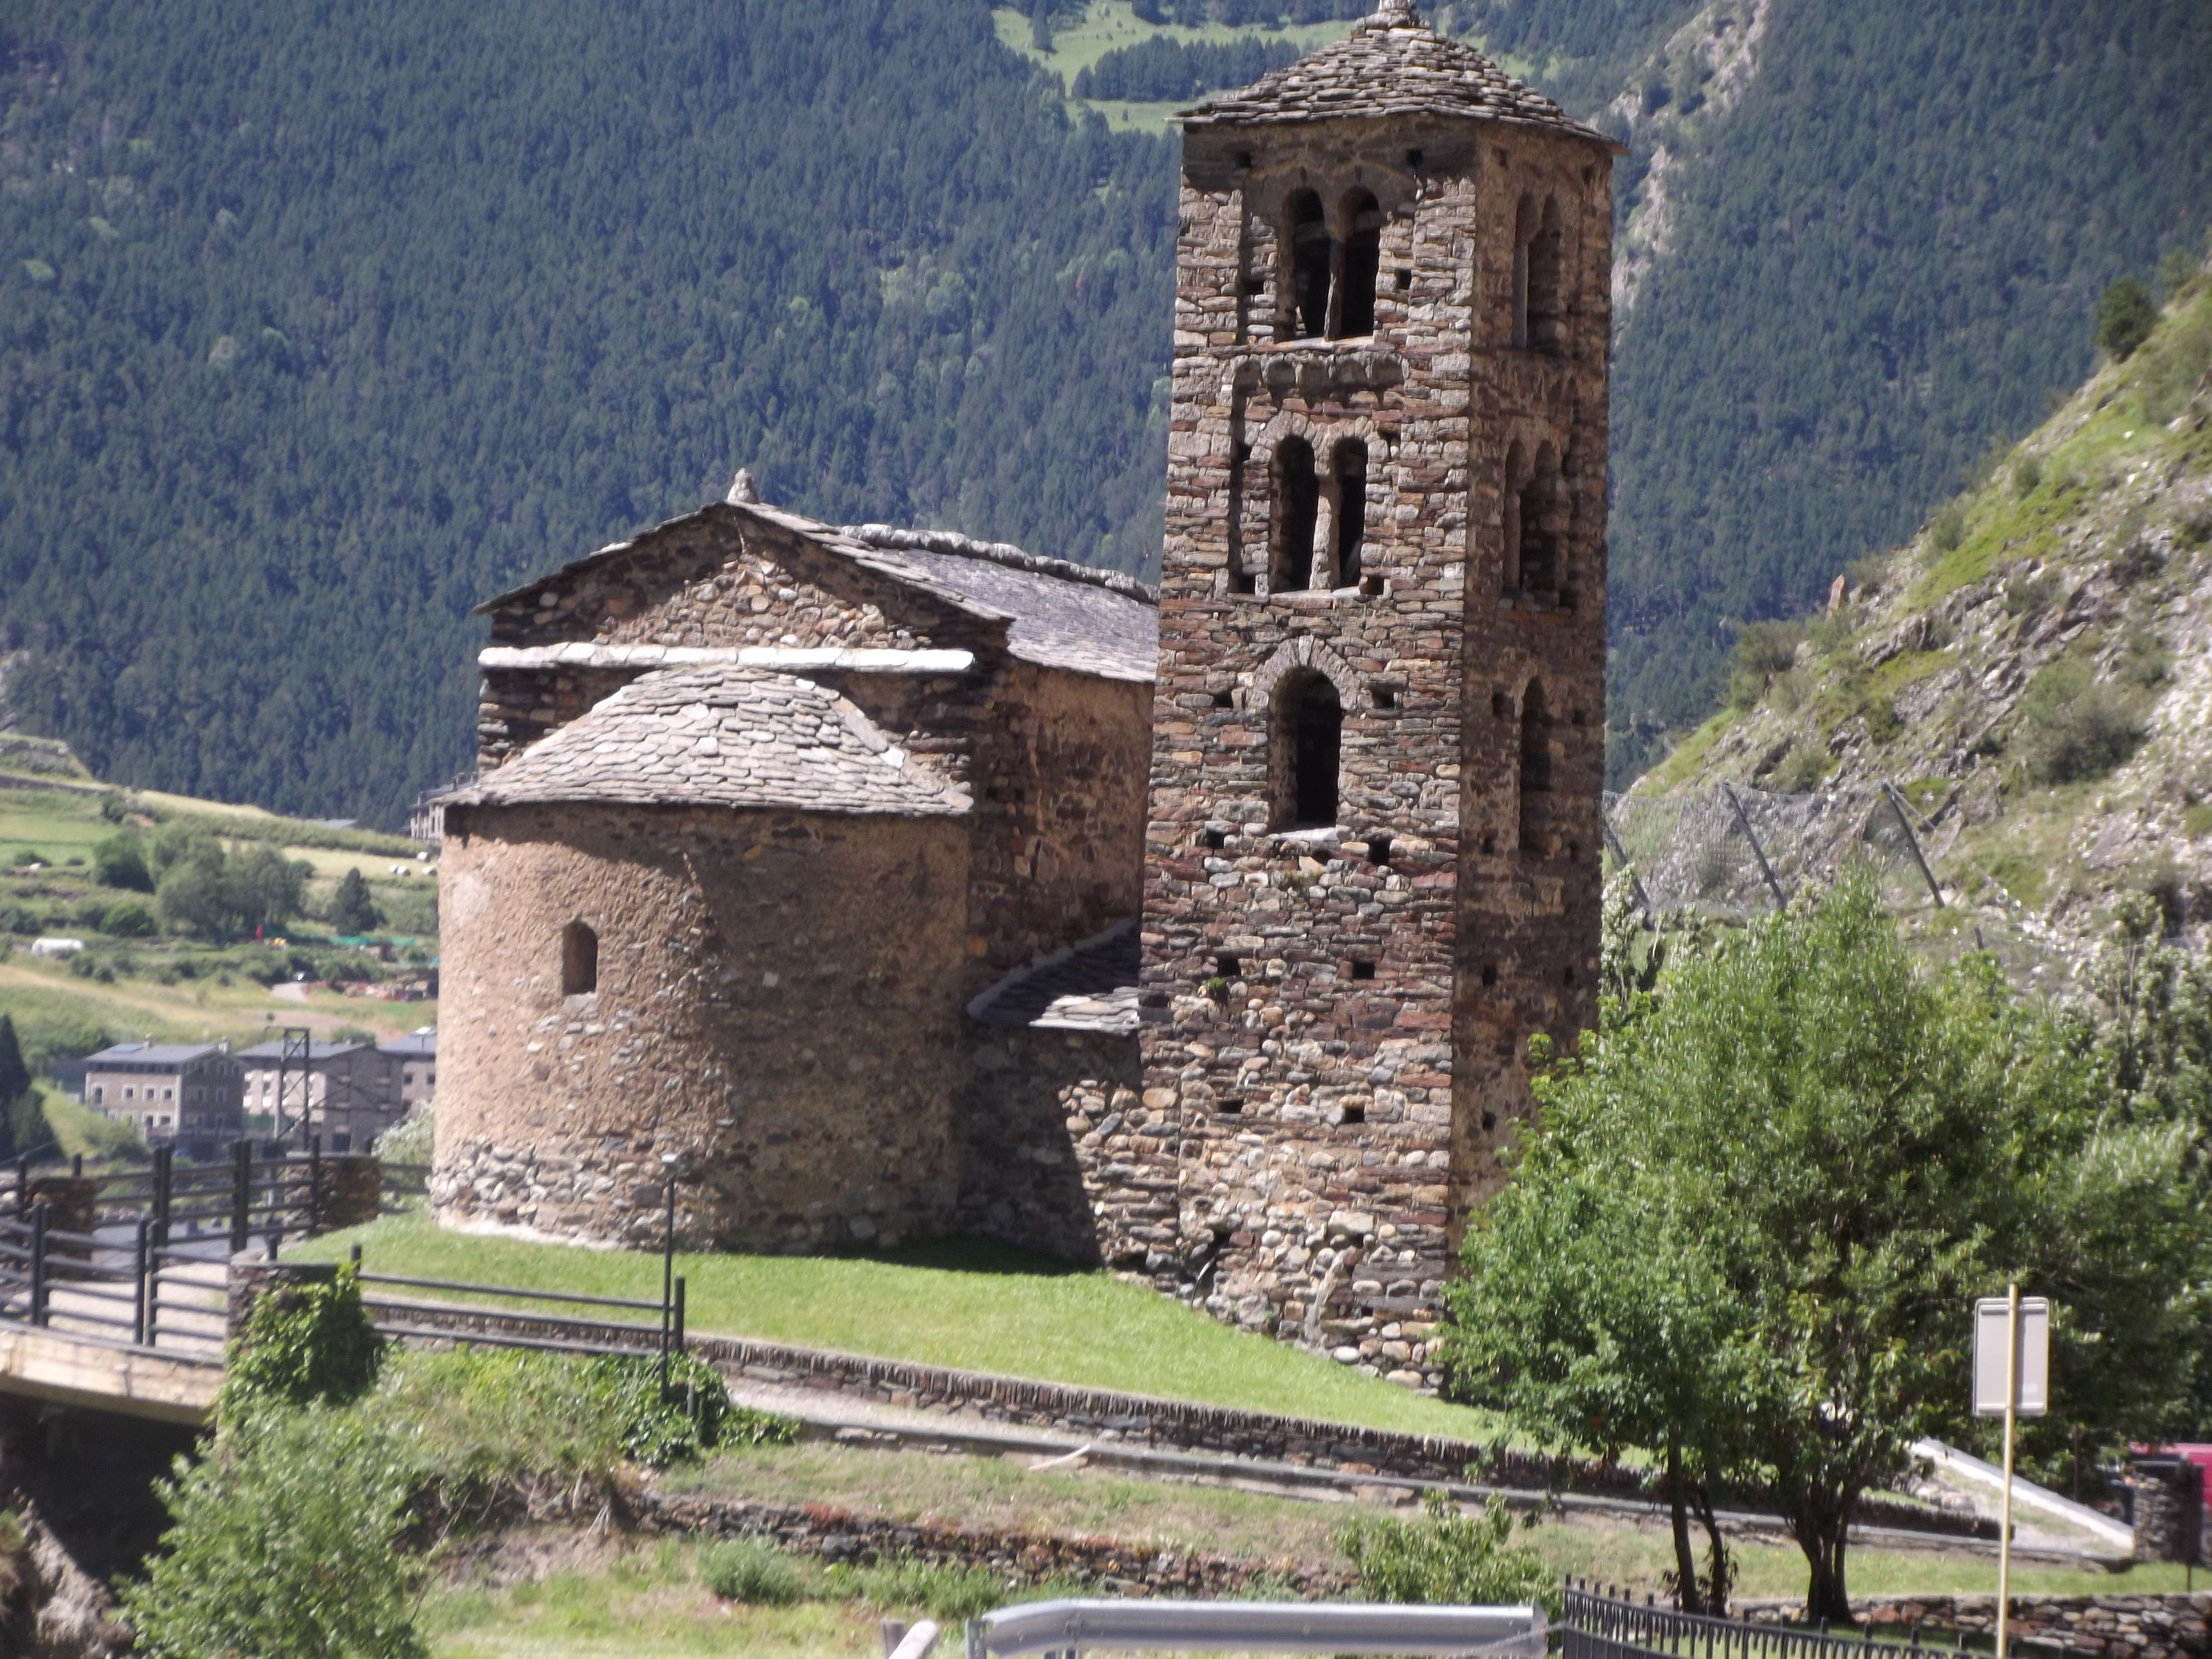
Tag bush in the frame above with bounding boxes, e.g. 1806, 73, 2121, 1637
2012, 454, 2043, 496
1338, 1492, 1554, 1611
220, 1266, 385, 1417
591, 1350, 788, 1467
119, 1407, 427, 1659
2096, 276, 2158, 362
1770, 742, 1830, 794
1928, 498, 1969, 553
373, 1102, 434, 1164
840, 1556, 1014, 1622
2014, 659, 2148, 784
704, 1539, 807, 1605
93, 832, 154, 893
103, 900, 158, 938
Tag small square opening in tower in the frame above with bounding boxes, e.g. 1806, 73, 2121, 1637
1216, 1097, 1244, 1116
1481, 963, 1499, 987
1341, 1101, 1368, 1125
1349, 959, 1376, 981
1200, 827, 1226, 850
1213, 689, 1235, 709
1370, 684, 1397, 710
1365, 835, 1393, 866
1215, 953, 1242, 979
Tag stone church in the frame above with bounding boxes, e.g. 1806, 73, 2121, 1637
434, 0, 1615, 1386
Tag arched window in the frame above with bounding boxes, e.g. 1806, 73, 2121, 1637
560, 919, 598, 996
1528, 197, 1564, 353
1510, 194, 1566, 352
1519, 682, 1552, 855
1501, 441, 1528, 591
1338, 190, 1383, 337
1518, 445, 1560, 595
1274, 670, 1342, 828
1332, 439, 1368, 588
1273, 436, 1319, 591
1287, 190, 1333, 340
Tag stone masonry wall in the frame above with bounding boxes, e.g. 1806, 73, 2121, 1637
956, 1024, 1153, 1266
1144, 111, 1610, 1352
435, 799, 970, 1251
1739, 1596, 2210, 1659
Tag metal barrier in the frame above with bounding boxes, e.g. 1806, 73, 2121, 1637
1562, 1583, 1974, 1659
965, 1599, 1547, 1658
3, 1144, 427, 1244
348, 1245, 687, 1367
0, 1207, 228, 1357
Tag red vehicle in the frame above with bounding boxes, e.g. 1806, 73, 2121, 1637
2138, 1444, 2212, 1509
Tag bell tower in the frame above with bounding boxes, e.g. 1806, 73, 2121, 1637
1140, 0, 1619, 1372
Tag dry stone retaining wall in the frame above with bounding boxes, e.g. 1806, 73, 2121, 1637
1739, 1596, 2210, 1659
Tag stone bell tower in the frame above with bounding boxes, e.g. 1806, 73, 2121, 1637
1140, 0, 1619, 1371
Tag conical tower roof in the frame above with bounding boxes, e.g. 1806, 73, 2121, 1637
1179, 0, 1618, 148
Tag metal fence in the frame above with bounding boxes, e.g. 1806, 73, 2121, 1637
1562, 1582, 1996, 1659
0, 1208, 226, 1357
965, 1598, 1547, 1658
346, 1242, 687, 1364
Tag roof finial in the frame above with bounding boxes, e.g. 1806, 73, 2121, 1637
1371, 0, 1420, 20
726, 467, 759, 506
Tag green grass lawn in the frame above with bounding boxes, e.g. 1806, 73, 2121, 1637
295, 1210, 1503, 1441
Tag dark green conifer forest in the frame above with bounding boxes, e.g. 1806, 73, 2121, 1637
1, 0, 2207, 816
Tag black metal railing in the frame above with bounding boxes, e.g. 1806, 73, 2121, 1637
346, 1243, 687, 1370
0, 1206, 225, 1358
3, 1144, 430, 1244
1562, 1583, 2001, 1659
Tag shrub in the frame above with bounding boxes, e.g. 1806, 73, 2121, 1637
590, 1350, 784, 1467
2014, 659, 2148, 784
221, 1266, 385, 1417
840, 1556, 1014, 1622
103, 900, 158, 938
704, 1539, 807, 1605
2012, 455, 2043, 496
2096, 276, 2158, 362
1338, 1492, 1554, 1611
1928, 498, 1969, 553
93, 832, 154, 893
373, 1102, 434, 1164
121, 1408, 425, 1658
1771, 742, 1830, 794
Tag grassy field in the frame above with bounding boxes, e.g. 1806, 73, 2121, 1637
416, 1437, 2193, 1659
296, 1210, 1501, 1441
0, 950, 437, 1048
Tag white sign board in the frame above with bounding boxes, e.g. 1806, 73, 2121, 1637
1972, 1296, 2050, 1418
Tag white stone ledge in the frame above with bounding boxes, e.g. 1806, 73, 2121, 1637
479, 644, 977, 675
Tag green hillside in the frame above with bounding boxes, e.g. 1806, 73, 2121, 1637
0, 0, 1178, 824
1625, 255, 2212, 953
3, 0, 2209, 820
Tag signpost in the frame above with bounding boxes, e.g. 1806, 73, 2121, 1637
1972, 1287, 2050, 1659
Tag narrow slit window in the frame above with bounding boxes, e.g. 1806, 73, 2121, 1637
1528, 197, 1564, 353
561, 919, 598, 996
1333, 438, 1368, 589
1287, 190, 1333, 340
1519, 681, 1552, 855
1518, 447, 1559, 595
1339, 190, 1382, 337
1273, 436, 1319, 591
1511, 193, 1536, 349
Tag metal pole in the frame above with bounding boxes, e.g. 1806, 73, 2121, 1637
231, 1138, 251, 1255
132, 1217, 149, 1345
308, 1132, 322, 1239
1720, 782, 1788, 910
659, 1153, 677, 1396
28, 1202, 47, 1327
1600, 811, 1656, 918
1996, 1281, 2020, 1659
673, 1275, 686, 1355
1882, 782, 1946, 908
13, 1156, 26, 1217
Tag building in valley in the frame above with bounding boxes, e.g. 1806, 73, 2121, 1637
236, 1038, 404, 1153
430, 0, 1609, 1385
85, 1042, 243, 1150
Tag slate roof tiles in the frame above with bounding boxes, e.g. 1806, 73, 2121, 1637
1181, 0, 1618, 148
450, 666, 971, 818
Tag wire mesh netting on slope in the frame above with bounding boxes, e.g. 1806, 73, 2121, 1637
1603, 784, 2084, 991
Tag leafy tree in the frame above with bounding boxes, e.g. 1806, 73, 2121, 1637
0, 1016, 32, 1160
220, 1267, 385, 1418
2097, 276, 2160, 362
103, 899, 158, 937
1338, 1492, 1555, 1611
1449, 872, 2200, 1621
329, 868, 382, 935
156, 837, 309, 939
92, 832, 153, 892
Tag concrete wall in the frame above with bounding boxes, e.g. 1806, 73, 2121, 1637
434, 799, 970, 1251
1143, 112, 1611, 1345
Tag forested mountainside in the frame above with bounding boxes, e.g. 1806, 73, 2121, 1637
0, 0, 1177, 823
2, 0, 2209, 823
1630, 263, 2212, 955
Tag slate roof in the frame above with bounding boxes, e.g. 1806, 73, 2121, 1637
85, 1043, 232, 1067
234, 1040, 374, 1063
475, 499, 1158, 685
448, 665, 971, 818
969, 923, 1140, 1035
377, 1031, 438, 1060
1180, 0, 1619, 149
839, 525, 1157, 683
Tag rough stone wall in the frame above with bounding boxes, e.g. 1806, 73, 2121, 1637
473, 509, 998, 770
1739, 1596, 2211, 1659
434, 799, 970, 1250
1143, 115, 1609, 1356
966, 665, 1153, 994
955, 1025, 1152, 1265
